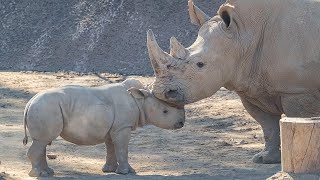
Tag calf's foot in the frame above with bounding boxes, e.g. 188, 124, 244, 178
102, 162, 118, 173
115, 163, 135, 174
28, 167, 54, 177
252, 149, 281, 164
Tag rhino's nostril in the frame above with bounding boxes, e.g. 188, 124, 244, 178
165, 89, 178, 99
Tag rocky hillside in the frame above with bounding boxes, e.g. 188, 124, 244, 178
0, 0, 223, 75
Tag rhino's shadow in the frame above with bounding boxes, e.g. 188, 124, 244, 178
0, 85, 34, 108
0, 84, 35, 125
40, 166, 281, 180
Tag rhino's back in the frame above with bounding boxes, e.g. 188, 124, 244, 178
59, 85, 117, 145
92, 84, 140, 131
246, 0, 320, 93
27, 85, 115, 145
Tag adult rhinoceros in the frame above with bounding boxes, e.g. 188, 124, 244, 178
147, 0, 320, 164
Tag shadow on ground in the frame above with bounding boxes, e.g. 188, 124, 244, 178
40, 166, 281, 180
0, 85, 34, 108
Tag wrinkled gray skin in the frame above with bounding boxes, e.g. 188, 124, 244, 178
23, 79, 185, 177
148, 0, 320, 164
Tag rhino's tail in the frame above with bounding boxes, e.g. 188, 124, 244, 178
23, 95, 36, 145
23, 102, 30, 145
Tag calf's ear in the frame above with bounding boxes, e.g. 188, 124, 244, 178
128, 88, 150, 99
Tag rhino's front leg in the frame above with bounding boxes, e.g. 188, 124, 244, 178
102, 135, 118, 173
111, 127, 135, 174
241, 98, 281, 164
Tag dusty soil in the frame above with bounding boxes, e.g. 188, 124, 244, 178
0, 72, 319, 180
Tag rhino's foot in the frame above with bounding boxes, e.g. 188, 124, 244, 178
28, 167, 54, 177
252, 149, 281, 164
102, 162, 118, 173
115, 164, 136, 175
128, 165, 136, 174
46, 167, 54, 175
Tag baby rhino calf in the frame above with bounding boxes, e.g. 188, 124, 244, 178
22, 79, 185, 177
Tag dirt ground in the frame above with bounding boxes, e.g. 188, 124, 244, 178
0, 72, 319, 180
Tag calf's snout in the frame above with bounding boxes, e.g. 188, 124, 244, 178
174, 120, 184, 129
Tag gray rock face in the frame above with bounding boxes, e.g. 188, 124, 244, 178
0, 0, 223, 75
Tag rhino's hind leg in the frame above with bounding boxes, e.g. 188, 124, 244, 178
27, 140, 54, 177
111, 127, 136, 174
241, 97, 281, 164
102, 135, 118, 173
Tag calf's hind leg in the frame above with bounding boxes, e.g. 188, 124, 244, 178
27, 140, 54, 177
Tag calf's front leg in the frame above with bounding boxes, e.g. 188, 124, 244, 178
111, 127, 135, 174
102, 135, 118, 173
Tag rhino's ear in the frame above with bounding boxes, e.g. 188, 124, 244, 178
218, 4, 235, 29
128, 88, 150, 99
188, 0, 210, 26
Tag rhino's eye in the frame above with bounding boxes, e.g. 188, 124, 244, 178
163, 110, 168, 114
196, 62, 205, 68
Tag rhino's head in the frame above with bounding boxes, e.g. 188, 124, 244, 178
148, 0, 260, 106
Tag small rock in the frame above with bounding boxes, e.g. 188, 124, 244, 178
236, 140, 247, 145
311, 117, 320, 120
47, 153, 57, 159
221, 141, 232, 146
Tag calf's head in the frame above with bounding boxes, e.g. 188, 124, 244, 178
128, 88, 185, 130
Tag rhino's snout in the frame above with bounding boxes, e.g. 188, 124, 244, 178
174, 120, 184, 129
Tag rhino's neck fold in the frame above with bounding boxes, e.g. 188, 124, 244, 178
131, 97, 146, 131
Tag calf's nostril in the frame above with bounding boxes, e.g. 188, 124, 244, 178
174, 121, 184, 129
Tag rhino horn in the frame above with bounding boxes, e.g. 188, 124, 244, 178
188, 0, 210, 26
170, 37, 187, 60
147, 29, 171, 75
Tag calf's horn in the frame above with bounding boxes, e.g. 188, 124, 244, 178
170, 37, 187, 60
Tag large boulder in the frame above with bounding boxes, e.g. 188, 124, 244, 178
0, 0, 223, 75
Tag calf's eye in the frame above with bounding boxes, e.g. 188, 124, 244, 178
196, 62, 205, 68
163, 110, 168, 114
